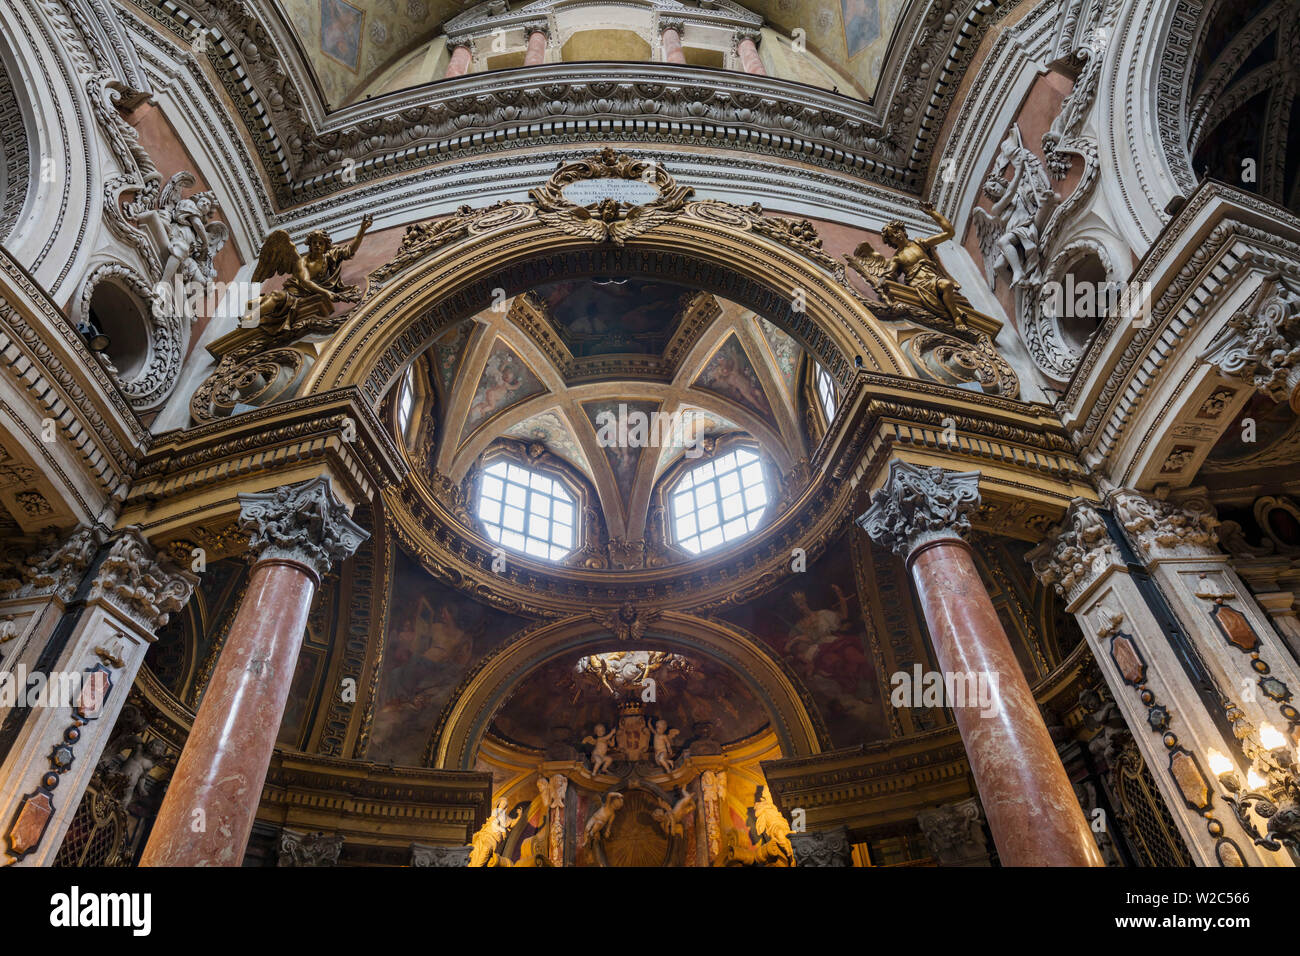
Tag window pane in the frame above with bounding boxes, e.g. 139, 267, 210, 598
668, 446, 770, 555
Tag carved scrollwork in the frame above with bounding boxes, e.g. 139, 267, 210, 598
904, 330, 1019, 398
189, 345, 307, 424
530, 147, 694, 246
1201, 278, 1300, 407
687, 200, 841, 273
76, 262, 182, 410
1026, 498, 1118, 602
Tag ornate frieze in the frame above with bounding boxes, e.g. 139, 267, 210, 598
1109, 489, 1219, 562
238, 476, 369, 581
856, 460, 981, 558
1026, 498, 1119, 604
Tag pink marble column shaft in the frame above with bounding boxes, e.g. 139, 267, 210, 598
661, 28, 686, 64
909, 538, 1104, 867
737, 37, 765, 75
445, 44, 472, 78
524, 30, 548, 66
139, 559, 316, 867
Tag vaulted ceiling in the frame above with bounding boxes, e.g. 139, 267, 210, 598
407, 278, 815, 554
279, 0, 905, 109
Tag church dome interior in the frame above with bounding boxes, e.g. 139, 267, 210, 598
0, 0, 1297, 894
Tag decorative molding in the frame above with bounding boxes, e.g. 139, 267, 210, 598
1026, 497, 1120, 605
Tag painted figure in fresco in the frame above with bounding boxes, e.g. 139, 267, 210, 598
468, 356, 524, 423
583, 723, 617, 775
780, 585, 878, 735
706, 343, 769, 414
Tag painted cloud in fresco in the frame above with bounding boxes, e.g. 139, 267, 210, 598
505, 409, 592, 474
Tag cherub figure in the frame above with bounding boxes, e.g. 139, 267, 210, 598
582, 791, 624, 847
243, 214, 373, 335
652, 787, 696, 838
845, 205, 967, 328
650, 718, 679, 774
583, 722, 617, 775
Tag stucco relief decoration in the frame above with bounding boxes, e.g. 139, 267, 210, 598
969, 1, 1115, 381
857, 460, 981, 556
1201, 278, 1300, 412
1026, 499, 1118, 602
530, 147, 694, 246
238, 476, 369, 581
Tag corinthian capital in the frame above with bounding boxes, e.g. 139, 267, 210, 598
856, 460, 981, 557
238, 476, 369, 581
1025, 498, 1119, 603
88, 528, 199, 631
1200, 279, 1300, 407
1109, 489, 1218, 561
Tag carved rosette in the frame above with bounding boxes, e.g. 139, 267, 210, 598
87, 527, 198, 631
238, 476, 369, 581
1025, 498, 1119, 604
856, 460, 981, 558
1200, 280, 1300, 409
1109, 489, 1219, 562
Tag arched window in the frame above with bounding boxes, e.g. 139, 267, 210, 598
668, 447, 769, 554
477, 459, 577, 560
815, 364, 837, 424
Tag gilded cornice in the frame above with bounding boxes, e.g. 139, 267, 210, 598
121, 386, 405, 540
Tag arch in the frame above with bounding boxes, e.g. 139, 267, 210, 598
303, 208, 908, 406
432, 611, 824, 770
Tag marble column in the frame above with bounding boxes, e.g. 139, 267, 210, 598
523, 25, 549, 66
445, 40, 473, 78
859, 460, 1102, 866
1027, 496, 1291, 867
139, 476, 366, 867
660, 22, 686, 64
736, 32, 765, 75
0, 528, 196, 866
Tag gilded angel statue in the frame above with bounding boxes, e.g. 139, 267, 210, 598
469, 795, 522, 867
845, 204, 968, 328
243, 214, 373, 334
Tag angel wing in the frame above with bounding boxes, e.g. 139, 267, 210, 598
251, 230, 301, 282
845, 244, 896, 294
969, 206, 1004, 288
156, 171, 197, 215
536, 205, 610, 243
610, 203, 678, 246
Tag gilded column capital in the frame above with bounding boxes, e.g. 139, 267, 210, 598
238, 476, 369, 581
87, 527, 199, 632
1025, 498, 1120, 604
856, 460, 981, 558
1109, 488, 1219, 561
